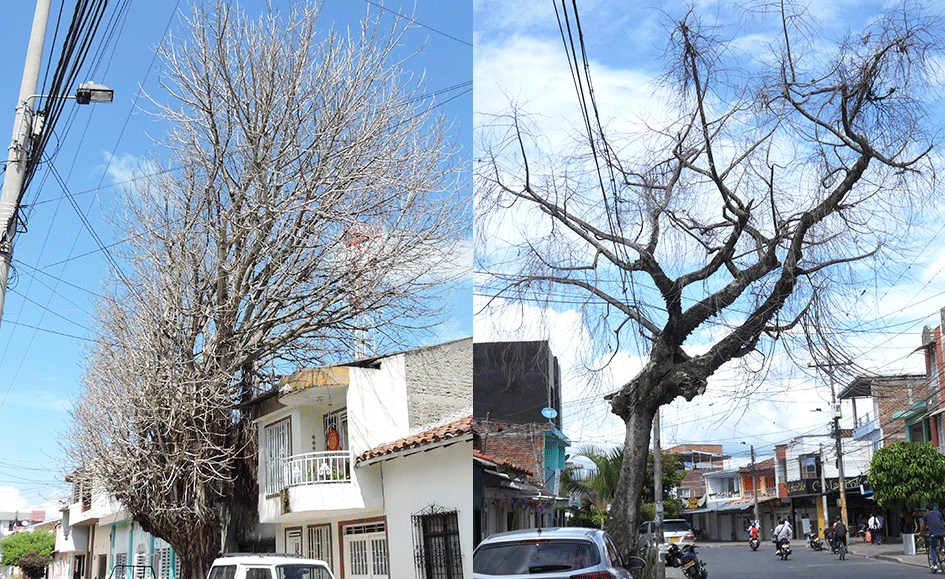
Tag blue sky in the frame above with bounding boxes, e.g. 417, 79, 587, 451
0, 0, 471, 514
474, 0, 945, 466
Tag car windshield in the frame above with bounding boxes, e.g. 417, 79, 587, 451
473, 539, 601, 575
665, 521, 691, 533
275, 565, 332, 579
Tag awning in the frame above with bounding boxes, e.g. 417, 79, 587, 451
683, 496, 777, 515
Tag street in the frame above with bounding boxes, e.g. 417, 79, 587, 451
667, 540, 931, 579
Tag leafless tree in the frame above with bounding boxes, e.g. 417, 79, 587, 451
64, 2, 467, 578
476, 1, 942, 555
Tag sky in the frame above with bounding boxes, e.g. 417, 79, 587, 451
473, 0, 945, 469
0, 0, 471, 516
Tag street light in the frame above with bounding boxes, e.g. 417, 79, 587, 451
75, 82, 114, 104
0, 81, 114, 331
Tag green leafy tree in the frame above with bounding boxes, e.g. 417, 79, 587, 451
0, 531, 55, 578
563, 447, 686, 525
869, 441, 945, 508
640, 453, 686, 521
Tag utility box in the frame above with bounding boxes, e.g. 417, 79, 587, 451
903, 533, 916, 555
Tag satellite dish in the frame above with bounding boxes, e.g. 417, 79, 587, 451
18, 521, 30, 527
541, 407, 558, 419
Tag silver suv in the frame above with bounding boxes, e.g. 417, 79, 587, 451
473, 527, 644, 578
207, 555, 333, 579
639, 519, 695, 553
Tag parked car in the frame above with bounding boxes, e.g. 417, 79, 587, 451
473, 527, 645, 578
639, 519, 695, 553
207, 554, 333, 579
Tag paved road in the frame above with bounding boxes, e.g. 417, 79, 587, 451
665, 537, 934, 579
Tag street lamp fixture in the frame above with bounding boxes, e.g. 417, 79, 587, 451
75, 82, 113, 104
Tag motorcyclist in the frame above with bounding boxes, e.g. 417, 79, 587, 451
773, 518, 792, 553
749, 521, 759, 541
832, 515, 848, 552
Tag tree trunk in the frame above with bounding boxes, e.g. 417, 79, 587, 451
604, 391, 658, 558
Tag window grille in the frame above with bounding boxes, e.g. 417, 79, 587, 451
412, 506, 463, 579
265, 419, 291, 495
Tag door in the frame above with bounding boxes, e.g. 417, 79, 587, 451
285, 528, 303, 556
343, 523, 388, 579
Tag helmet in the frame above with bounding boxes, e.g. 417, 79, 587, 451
835, 515, 841, 521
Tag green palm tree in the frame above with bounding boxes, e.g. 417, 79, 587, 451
562, 445, 624, 510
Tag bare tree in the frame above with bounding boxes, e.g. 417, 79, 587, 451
476, 1, 942, 555
64, 2, 467, 578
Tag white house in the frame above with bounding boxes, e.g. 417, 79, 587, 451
250, 337, 473, 579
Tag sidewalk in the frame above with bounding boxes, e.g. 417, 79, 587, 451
664, 537, 929, 578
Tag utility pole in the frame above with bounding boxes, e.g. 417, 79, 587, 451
0, 0, 53, 331
654, 408, 664, 579
750, 444, 760, 533
820, 443, 828, 532
811, 360, 850, 529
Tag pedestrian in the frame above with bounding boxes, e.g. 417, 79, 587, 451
868, 512, 883, 545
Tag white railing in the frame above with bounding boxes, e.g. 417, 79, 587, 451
283, 451, 352, 487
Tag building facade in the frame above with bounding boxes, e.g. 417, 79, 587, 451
250, 337, 473, 579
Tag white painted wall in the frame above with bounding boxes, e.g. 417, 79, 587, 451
379, 440, 472, 579
347, 356, 409, 455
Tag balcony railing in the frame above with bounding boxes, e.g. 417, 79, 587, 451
283, 451, 352, 487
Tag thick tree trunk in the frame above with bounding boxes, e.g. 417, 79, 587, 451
173, 523, 220, 579
604, 391, 658, 558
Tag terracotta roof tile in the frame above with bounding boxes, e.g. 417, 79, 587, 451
356, 416, 473, 464
474, 449, 533, 476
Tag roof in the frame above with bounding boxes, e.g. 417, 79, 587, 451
356, 416, 473, 465
474, 449, 533, 476
839, 374, 925, 400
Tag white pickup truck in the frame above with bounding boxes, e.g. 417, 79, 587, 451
207, 554, 334, 579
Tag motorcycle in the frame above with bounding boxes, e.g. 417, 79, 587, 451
664, 543, 684, 568
807, 530, 823, 551
776, 538, 792, 560
748, 536, 760, 551
679, 545, 707, 579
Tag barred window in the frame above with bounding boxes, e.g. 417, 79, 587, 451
412, 507, 463, 579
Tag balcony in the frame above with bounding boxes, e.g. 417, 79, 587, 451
283, 451, 352, 486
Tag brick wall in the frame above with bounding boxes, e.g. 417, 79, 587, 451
474, 419, 553, 486
405, 337, 472, 429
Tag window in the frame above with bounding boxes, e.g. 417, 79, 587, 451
307, 525, 332, 567
323, 410, 348, 451
412, 508, 463, 579
265, 418, 292, 495
473, 540, 599, 575
207, 566, 235, 579
799, 453, 820, 480
115, 554, 128, 579
156, 548, 172, 579
245, 568, 272, 579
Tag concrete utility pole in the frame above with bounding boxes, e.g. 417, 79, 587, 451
811, 360, 850, 529
654, 408, 664, 579
750, 444, 760, 532
0, 0, 53, 331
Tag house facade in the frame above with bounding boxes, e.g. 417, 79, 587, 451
839, 373, 926, 454
912, 307, 945, 451
251, 337, 473, 579
774, 432, 874, 539
55, 479, 181, 579
472, 341, 569, 545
